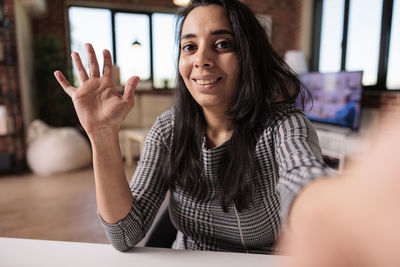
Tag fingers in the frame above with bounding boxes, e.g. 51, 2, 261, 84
122, 76, 140, 105
71, 52, 89, 83
71, 44, 103, 84
54, 71, 75, 97
102, 49, 113, 77
85, 43, 100, 78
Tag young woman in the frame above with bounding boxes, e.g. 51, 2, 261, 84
54, 0, 330, 253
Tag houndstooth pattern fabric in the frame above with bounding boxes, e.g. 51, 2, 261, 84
99, 103, 330, 253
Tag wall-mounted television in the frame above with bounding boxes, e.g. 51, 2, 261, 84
299, 71, 363, 130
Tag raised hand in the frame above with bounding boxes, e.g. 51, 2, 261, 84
54, 43, 139, 136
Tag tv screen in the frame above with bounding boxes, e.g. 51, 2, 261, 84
299, 71, 363, 130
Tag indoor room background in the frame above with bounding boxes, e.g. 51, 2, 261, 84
0, 0, 399, 244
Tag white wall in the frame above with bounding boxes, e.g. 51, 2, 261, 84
121, 93, 175, 129
120, 93, 175, 158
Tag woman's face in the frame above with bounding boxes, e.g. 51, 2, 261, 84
178, 5, 240, 112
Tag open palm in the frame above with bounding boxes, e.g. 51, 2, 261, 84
54, 43, 139, 136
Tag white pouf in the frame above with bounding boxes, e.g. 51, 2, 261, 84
26, 120, 92, 176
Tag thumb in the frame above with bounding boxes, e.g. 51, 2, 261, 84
122, 76, 140, 106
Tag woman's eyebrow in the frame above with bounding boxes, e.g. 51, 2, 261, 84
181, 33, 196, 40
211, 29, 234, 36
181, 29, 234, 40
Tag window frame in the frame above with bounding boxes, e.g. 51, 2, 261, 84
311, 0, 398, 91
66, 4, 178, 90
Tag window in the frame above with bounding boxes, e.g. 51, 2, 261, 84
312, 0, 399, 90
152, 13, 178, 89
68, 7, 113, 86
68, 6, 177, 89
115, 13, 151, 82
387, 0, 400, 89
346, 0, 383, 85
319, 0, 344, 73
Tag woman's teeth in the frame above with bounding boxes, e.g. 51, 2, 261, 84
196, 78, 218, 85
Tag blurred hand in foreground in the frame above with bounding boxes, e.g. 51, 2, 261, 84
281, 98, 400, 267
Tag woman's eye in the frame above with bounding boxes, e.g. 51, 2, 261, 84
182, 44, 196, 52
215, 40, 232, 49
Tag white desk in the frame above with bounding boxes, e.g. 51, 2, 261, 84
0, 237, 285, 267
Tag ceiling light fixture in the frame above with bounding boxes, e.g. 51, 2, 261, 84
132, 40, 141, 47
173, 0, 190, 7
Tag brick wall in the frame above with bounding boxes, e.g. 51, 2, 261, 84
242, 0, 302, 55
0, 0, 25, 171
32, 0, 303, 58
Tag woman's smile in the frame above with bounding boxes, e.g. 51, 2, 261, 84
193, 77, 221, 85
191, 76, 223, 92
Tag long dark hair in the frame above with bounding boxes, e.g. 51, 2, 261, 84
166, 0, 308, 212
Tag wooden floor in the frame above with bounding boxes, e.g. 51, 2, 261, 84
0, 163, 136, 244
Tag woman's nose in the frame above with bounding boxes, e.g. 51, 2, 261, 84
194, 46, 214, 68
